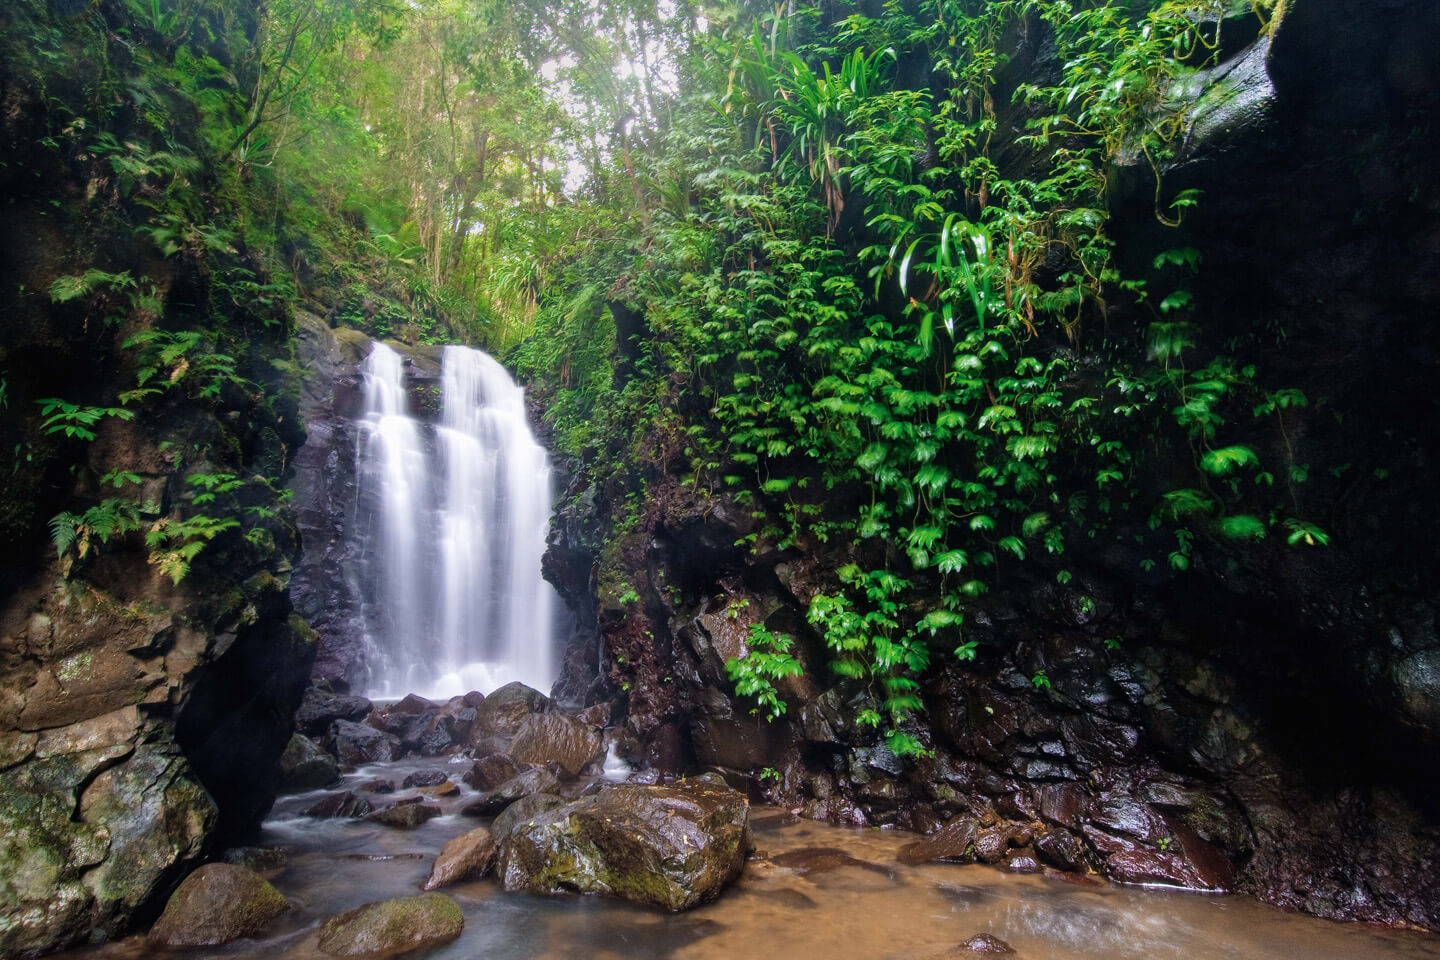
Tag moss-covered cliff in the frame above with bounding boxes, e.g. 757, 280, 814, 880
0, 2, 316, 953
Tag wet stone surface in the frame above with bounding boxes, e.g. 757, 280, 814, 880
46, 759, 1440, 960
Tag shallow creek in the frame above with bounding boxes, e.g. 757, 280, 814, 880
65, 756, 1440, 960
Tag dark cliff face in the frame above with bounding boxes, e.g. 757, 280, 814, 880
286, 314, 375, 695
544, 0, 1440, 929
284, 318, 454, 696
0, 330, 316, 960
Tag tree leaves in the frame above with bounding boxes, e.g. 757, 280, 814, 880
1200, 445, 1259, 475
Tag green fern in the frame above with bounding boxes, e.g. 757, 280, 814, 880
50, 499, 143, 564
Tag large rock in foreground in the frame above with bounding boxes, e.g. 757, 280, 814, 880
148, 863, 290, 947
498, 776, 749, 910
317, 893, 464, 957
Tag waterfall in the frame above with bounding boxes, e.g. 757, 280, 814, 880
355, 342, 559, 699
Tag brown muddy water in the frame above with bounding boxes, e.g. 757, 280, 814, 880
64, 756, 1440, 960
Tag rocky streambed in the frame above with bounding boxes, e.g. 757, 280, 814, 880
41, 681, 1440, 960
49, 769, 1440, 960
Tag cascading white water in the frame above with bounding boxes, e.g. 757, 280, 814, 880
356, 342, 559, 699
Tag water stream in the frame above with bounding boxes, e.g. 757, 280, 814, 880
356, 342, 559, 699
57, 757, 1440, 960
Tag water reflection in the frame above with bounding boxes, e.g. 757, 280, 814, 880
52, 761, 1440, 960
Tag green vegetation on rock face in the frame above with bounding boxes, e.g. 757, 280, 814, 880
489, 1, 1324, 754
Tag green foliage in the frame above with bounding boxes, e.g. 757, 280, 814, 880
144, 512, 239, 584
35, 399, 135, 442
49, 470, 251, 584
514, 0, 1322, 760
726, 623, 803, 721
807, 566, 930, 747
49, 270, 135, 304
50, 499, 143, 564
122, 330, 250, 401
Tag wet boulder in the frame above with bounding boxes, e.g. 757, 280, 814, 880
368, 696, 481, 757
278, 734, 339, 792
306, 792, 373, 819
898, 817, 979, 864
223, 847, 287, 880
331, 720, 399, 766
317, 893, 463, 957
958, 933, 1015, 954
423, 827, 497, 889
510, 713, 603, 776
499, 777, 750, 910
490, 793, 568, 843
1102, 847, 1220, 889
366, 700, 433, 753
461, 766, 563, 817
295, 685, 373, 738
467, 682, 552, 754
402, 769, 448, 789
430, 697, 480, 751
464, 753, 527, 792
147, 864, 290, 947
1082, 794, 1233, 890
575, 702, 612, 728
388, 694, 436, 715
367, 800, 442, 830
1035, 828, 1089, 873
973, 827, 1010, 865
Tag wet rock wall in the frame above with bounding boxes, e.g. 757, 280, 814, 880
544, 0, 1440, 930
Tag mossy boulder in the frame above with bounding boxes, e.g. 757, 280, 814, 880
498, 776, 749, 910
278, 733, 339, 791
316, 893, 464, 957
147, 863, 290, 947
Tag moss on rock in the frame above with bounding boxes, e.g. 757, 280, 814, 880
147, 863, 290, 947
499, 777, 750, 910
316, 893, 464, 957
